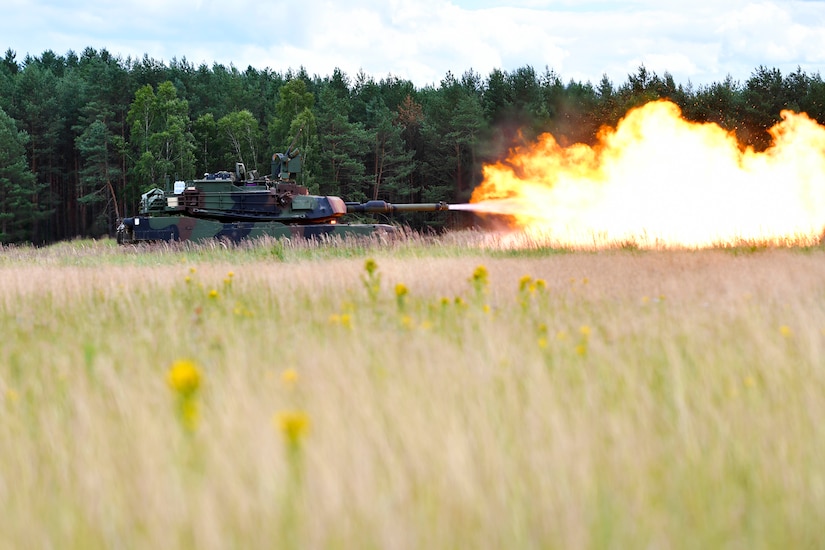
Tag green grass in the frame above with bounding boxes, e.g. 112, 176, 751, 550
1, 236, 825, 548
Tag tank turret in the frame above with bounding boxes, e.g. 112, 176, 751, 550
117, 137, 453, 244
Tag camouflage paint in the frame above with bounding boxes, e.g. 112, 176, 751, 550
119, 159, 449, 245
117, 216, 396, 244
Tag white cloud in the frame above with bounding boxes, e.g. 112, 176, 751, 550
717, 1, 825, 65
5, 0, 824, 87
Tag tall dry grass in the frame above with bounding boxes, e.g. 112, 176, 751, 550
1, 239, 825, 548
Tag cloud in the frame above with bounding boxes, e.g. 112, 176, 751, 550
5, 0, 824, 88
718, 2, 825, 65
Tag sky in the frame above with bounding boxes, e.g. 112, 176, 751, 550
3, 0, 825, 89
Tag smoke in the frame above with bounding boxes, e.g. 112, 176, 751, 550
449, 200, 534, 215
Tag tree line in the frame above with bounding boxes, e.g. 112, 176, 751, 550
0, 47, 823, 244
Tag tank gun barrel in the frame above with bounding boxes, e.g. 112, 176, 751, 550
346, 200, 450, 214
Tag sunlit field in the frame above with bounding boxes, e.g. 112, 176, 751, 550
2, 234, 825, 549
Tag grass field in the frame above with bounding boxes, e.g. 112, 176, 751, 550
1, 234, 824, 549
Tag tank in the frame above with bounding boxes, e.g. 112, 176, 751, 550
116, 138, 450, 244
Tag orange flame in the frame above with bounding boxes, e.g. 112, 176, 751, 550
468, 100, 825, 248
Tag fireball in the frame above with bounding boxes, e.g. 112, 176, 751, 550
467, 100, 825, 248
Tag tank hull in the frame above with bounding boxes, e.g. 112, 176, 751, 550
117, 216, 396, 244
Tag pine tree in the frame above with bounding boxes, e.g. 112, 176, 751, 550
75, 114, 121, 235
0, 107, 47, 242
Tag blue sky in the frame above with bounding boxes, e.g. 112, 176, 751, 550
4, 0, 824, 88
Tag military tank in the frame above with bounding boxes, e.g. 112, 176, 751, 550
116, 139, 450, 244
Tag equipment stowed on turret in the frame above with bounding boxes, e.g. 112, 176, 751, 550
116, 133, 452, 244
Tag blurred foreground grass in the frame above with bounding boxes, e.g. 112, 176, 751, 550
1, 236, 824, 548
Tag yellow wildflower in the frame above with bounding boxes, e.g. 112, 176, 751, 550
469, 265, 489, 302
274, 410, 311, 445
362, 258, 381, 300
395, 283, 409, 310
208, 289, 219, 299
779, 325, 793, 338
470, 265, 489, 287
281, 368, 299, 386
329, 313, 352, 329
167, 359, 202, 397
